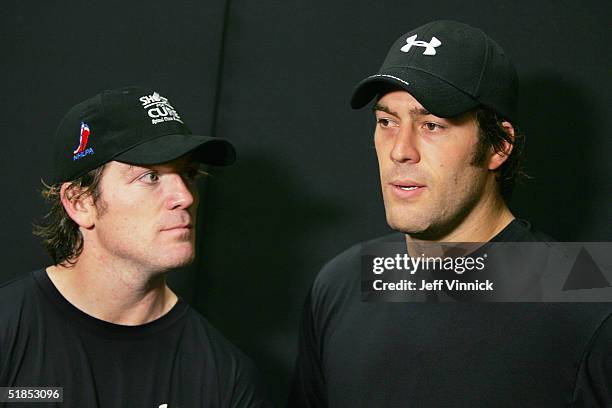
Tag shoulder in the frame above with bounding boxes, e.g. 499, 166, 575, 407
310, 233, 403, 314
181, 307, 256, 367
314, 232, 404, 290
180, 307, 271, 405
573, 307, 612, 405
498, 218, 556, 243
0, 271, 38, 296
0, 271, 41, 320
0, 271, 45, 370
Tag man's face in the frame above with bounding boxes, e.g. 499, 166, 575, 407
89, 156, 200, 273
374, 90, 493, 239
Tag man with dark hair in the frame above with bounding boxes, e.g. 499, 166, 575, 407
289, 21, 611, 406
0, 87, 271, 407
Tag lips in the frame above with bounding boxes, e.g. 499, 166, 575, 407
391, 179, 425, 189
161, 223, 192, 232
389, 179, 426, 198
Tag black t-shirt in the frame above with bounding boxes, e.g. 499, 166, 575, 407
289, 220, 612, 407
0, 269, 272, 408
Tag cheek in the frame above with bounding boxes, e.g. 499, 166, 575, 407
99, 212, 140, 240
428, 140, 477, 179
98, 196, 150, 235
428, 157, 477, 204
374, 136, 391, 170
374, 134, 382, 157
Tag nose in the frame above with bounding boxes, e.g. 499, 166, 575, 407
166, 174, 195, 210
390, 125, 420, 163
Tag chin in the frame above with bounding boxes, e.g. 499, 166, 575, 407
157, 247, 196, 269
385, 207, 431, 235
388, 220, 429, 236
169, 257, 195, 269
174, 252, 196, 267
387, 209, 470, 241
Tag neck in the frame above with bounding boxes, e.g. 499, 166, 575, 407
406, 189, 515, 256
46, 254, 177, 326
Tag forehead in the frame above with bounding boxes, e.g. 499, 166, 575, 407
375, 90, 427, 112
104, 155, 199, 177
375, 89, 477, 124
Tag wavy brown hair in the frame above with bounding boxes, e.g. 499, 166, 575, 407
33, 165, 106, 266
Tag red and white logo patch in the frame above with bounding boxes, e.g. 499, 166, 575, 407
73, 122, 94, 161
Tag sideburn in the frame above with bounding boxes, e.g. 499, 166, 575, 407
470, 136, 492, 167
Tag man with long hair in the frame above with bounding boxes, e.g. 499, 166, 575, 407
0, 86, 270, 407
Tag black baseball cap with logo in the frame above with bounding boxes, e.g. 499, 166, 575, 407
351, 20, 518, 123
52, 86, 236, 183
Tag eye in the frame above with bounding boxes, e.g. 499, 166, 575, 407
377, 118, 397, 128
139, 171, 160, 184
182, 167, 201, 184
424, 122, 443, 131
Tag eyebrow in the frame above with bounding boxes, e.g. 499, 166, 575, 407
373, 103, 399, 117
408, 106, 431, 116
121, 159, 198, 176
121, 164, 137, 175
373, 103, 431, 118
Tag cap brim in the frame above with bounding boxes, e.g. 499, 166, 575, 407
350, 68, 479, 118
114, 134, 236, 166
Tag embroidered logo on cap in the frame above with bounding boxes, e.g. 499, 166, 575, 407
400, 34, 442, 56
73, 122, 95, 161
139, 92, 184, 125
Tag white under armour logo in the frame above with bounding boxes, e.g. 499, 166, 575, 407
400, 34, 442, 56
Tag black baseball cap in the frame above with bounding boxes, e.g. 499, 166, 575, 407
52, 86, 236, 183
351, 20, 518, 122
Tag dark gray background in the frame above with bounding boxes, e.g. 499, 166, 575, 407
2, 0, 610, 405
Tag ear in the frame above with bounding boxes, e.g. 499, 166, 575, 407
488, 121, 515, 171
60, 183, 97, 229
